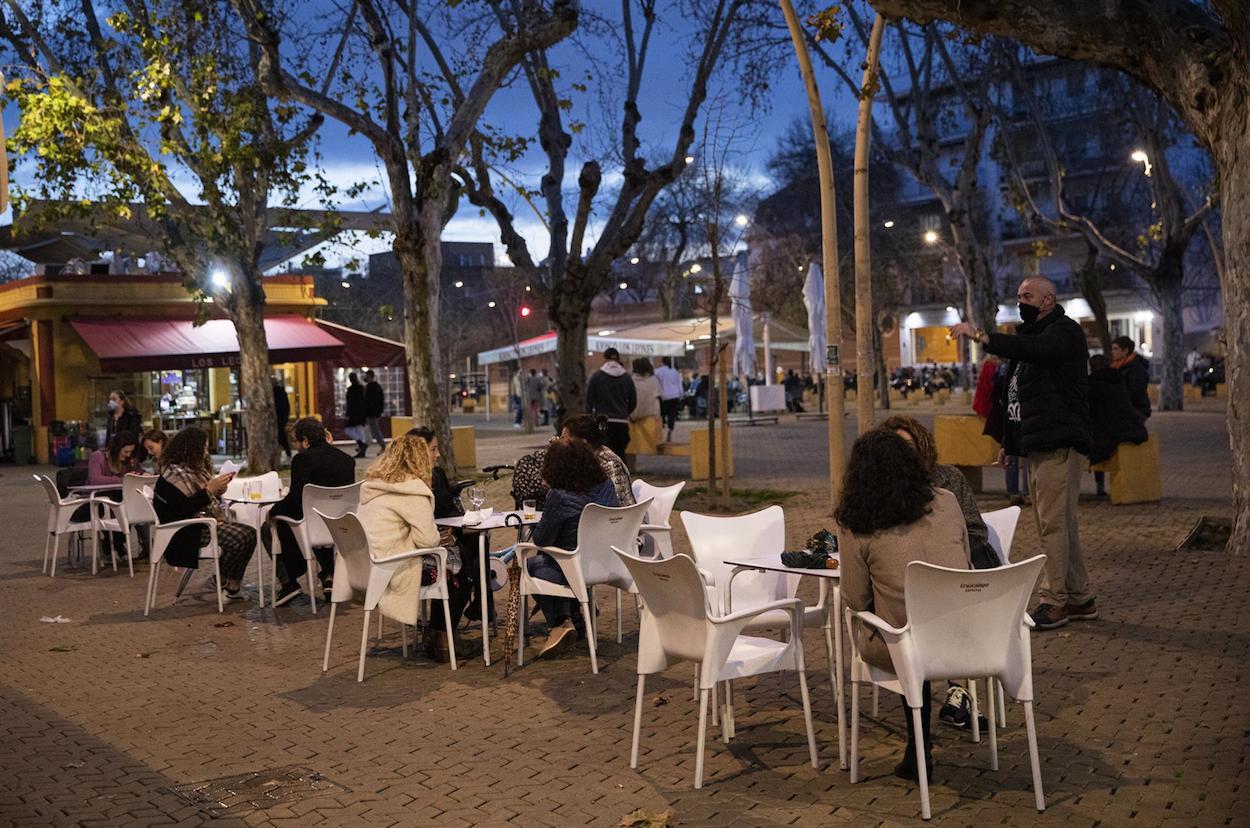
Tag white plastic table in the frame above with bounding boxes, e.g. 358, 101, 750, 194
224, 491, 285, 608
725, 553, 848, 771
68, 483, 124, 495
435, 510, 542, 666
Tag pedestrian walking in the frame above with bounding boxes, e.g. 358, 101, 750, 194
525, 369, 545, 429
273, 377, 291, 460
585, 347, 636, 461
655, 356, 683, 441
510, 369, 523, 428
344, 372, 368, 458
363, 369, 387, 455
951, 275, 1095, 630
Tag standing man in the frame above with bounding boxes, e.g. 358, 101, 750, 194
526, 369, 545, 429
655, 356, 683, 442
344, 372, 368, 458
951, 276, 1095, 630
273, 376, 292, 461
1110, 336, 1151, 421
585, 347, 637, 460
363, 369, 387, 455
264, 417, 357, 606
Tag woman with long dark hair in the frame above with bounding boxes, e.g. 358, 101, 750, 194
152, 427, 254, 599
836, 430, 970, 783
87, 430, 140, 558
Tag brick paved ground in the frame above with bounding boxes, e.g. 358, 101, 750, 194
1, 401, 1245, 826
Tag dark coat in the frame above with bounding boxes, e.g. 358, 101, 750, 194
1117, 354, 1151, 421
106, 405, 143, 444
269, 441, 356, 521
364, 381, 385, 418
530, 480, 619, 551
273, 383, 291, 425
153, 476, 214, 569
345, 383, 367, 426
1088, 367, 1148, 465
585, 363, 637, 421
985, 305, 1091, 457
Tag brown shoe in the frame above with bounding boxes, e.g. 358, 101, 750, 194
538, 620, 577, 659
1065, 598, 1098, 620
1029, 603, 1069, 630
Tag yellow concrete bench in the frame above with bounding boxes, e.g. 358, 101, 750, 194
935, 415, 999, 492
653, 427, 732, 480
1184, 385, 1203, 403
388, 418, 476, 471
1090, 433, 1161, 504
1216, 382, 1227, 399
628, 416, 663, 455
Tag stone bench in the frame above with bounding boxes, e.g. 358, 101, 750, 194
651, 426, 733, 481
934, 415, 999, 492
387, 417, 477, 471
1090, 433, 1162, 504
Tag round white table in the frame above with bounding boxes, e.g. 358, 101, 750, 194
435, 510, 542, 666
224, 492, 285, 608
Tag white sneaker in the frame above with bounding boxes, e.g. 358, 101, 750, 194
224, 588, 249, 601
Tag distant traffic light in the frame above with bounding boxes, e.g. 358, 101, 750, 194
520, 306, 532, 317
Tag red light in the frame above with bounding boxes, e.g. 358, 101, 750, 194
520, 306, 532, 317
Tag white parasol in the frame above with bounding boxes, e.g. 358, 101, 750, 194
729, 257, 755, 377
803, 262, 827, 373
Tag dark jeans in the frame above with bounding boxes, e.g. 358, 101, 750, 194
366, 417, 386, 448
429, 540, 478, 631
903, 681, 933, 762
263, 518, 334, 586
660, 398, 680, 431
602, 421, 630, 463
277, 422, 291, 456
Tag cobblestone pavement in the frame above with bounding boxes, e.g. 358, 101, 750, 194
1, 404, 1244, 826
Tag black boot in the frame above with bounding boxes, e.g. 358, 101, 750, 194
354, 440, 367, 458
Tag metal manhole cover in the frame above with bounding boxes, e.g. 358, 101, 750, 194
166, 765, 349, 818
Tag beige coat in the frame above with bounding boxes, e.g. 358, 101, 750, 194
837, 488, 971, 671
358, 477, 442, 625
631, 374, 662, 419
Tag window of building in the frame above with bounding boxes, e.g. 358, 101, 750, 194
331, 366, 409, 419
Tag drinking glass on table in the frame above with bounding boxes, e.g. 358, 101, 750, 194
248, 481, 262, 501
522, 499, 537, 521
467, 485, 485, 512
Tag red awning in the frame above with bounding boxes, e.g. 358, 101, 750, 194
70, 316, 345, 372
313, 319, 406, 368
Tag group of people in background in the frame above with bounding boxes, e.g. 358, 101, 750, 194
343, 370, 388, 458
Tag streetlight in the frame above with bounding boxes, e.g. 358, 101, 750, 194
340, 280, 351, 289
883, 220, 895, 229
734, 214, 749, 227
923, 230, 939, 245
618, 281, 628, 290
487, 300, 496, 308
1131, 148, 1152, 177
210, 268, 230, 289
524, 285, 532, 292
684, 155, 695, 165
454, 280, 464, 288
689, 263, 702, 274
630, 256, 640, 264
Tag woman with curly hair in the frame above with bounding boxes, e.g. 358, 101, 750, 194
152, 427, 254, 599
509, 413, 635, 509
526, 438, 619, 658
836, 430, 970, 783
879, 415, 997, 570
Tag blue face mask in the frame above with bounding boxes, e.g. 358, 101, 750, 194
107, 400, 120, 411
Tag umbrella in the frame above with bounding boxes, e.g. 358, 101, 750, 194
729, 257, 756, 377
500, 558, 523, 676
803, 263, 827, 373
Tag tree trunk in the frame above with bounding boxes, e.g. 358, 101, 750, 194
1151, 270, 1186, 412
395, 214, 455, 472
780, 0, 845, 514
552, 278, 590, 422
854, 15, 885, 436
874, 321, 891, 411
949, 208, 1000, 336
718, 343, 730, 506
231, 291, 279, 474
1076, 242, 1112, 353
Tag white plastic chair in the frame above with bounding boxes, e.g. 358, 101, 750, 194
269, 482, 362, 612
682, 506, 838, 719
319, 510, 456, 680
614, 548, 819, 789
513, 499, 652, 674
144, 517, 224, 615
846, 555, 1047, 820
631, 479, 686, 559
89, 473, 159, 578
35, 474, 96, 577
982, 506, 1021, 567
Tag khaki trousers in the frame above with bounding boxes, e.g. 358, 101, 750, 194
1027, 447, 1091, 606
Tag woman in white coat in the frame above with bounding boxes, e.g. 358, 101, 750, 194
358, 435, 451, 645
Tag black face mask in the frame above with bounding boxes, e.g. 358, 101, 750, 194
1018, 302, 1042, 324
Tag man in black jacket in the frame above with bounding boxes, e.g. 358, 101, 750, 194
952, 276, 1096, 630
585, 347, 637, 460
363, 369, 387, 456
344, 372, 368, 458
273, 378, 292, 460
265, 417, 357, 606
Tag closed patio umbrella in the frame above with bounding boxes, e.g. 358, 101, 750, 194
729, 258, 756, 378
803, 263, 827, 374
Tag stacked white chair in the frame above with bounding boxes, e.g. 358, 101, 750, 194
631, 479, 686, 559
35, 474, 96, 577
614, 548, 819, 789
846, 555, 1047, 820
269, 482, 362, 612
513, 499, 651, 673
319, 511, 457, 679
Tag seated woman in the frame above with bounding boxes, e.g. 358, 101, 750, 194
510, 414, 635, 510
152, 427, 254, 599
526, 439, 619, 659
880, 415, 996, 569
358, 435, 464, 660
141, 428, 169, 472
836, 430, 971, 783
86, 430, 141, 558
